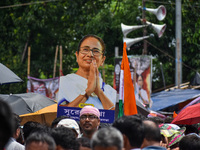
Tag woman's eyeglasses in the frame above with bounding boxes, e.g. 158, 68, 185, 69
79, 47, 103, 56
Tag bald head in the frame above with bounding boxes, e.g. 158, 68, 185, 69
143, 120, 158, 129
141, 120, 162, 148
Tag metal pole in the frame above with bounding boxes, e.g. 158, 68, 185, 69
175, 0, 182, 87
160, 63, 166, 89
142, 0, 147, 55
115, 47, 119, 57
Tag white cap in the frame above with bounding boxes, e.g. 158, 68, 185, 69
57, 118, 81, 137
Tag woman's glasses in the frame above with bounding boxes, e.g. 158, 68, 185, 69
79, 47, 103, 56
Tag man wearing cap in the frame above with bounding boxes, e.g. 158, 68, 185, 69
79, 106, 100, 139
56, 118, 81, 138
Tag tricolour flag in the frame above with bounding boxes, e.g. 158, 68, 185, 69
118, 42, 137, 117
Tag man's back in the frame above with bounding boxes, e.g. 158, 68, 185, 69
5, 138, 24, 150
141, 120, 166, 150
112, 115, 144, 150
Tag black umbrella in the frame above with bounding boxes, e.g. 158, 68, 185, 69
0, 93, 56, 115
0, 63, 23, 85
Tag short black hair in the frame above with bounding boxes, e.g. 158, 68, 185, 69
185, 125, 199, 135
51, 126, 80, 150
179, 134, 200, 150
148, 117, 164, 125
13, 113, 21, 132
25, 131, 56, 150
143, 120, 161, 142
77, 34, 106, 56
77, 137, 91, 148
112, 115, 144, 148
51, 115, 70, 128
23, 121, 46, 141
0, 99, 13, 150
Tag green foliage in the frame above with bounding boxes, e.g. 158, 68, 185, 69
0, 0, 200, 94
99, 64, 115, 86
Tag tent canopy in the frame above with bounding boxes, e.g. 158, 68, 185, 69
151, 89, 200, 111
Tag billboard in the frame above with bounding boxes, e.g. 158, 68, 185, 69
114, 55, 152, 108
57, 74, 116, 124
27, 76, 59, 100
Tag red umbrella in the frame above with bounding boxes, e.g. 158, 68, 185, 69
171, 103, 200, 125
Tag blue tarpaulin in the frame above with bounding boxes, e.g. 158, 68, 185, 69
151, 89, 200, 111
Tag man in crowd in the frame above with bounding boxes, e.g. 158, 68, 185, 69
56, 118, 81, 138
91, 127, 123, 150
23, 121, 46, 143
112, 115, 144, 150
141, 120, 166, 150
51, 126, 79, 150
0, 98, 13, 150
5, 113, 25, 150
79, 106, 100, 139
25, 132, 56, 150
179, 133, 200, 150
77, 137, 91, 150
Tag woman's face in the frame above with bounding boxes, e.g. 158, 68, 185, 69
138, 75, 143, 88
76, 37, 106, 70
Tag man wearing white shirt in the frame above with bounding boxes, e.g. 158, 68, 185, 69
5, 114, 25, 150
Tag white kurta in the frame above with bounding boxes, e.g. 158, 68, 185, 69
135, 83, 149, 104
135, 82, 153, 108
58, 73, 116, 109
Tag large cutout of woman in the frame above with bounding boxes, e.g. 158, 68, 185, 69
58, 35, 116, 110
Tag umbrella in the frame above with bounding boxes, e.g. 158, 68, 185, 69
180, 96, 200, 111
20, 103, 57, 125
0, 63, 23, 85
0, 93, 56, 115
171, 103, 200, 125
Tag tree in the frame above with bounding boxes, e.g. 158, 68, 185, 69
0, 0, 200, 94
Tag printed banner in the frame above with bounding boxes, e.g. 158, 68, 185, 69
57, 73, 117, 123
27, 76, 59, 100
114, 55, 152, 107
57, 106, 115, 123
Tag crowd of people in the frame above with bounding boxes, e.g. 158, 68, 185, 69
1, 99, 200, 150
1, 35, 200, 150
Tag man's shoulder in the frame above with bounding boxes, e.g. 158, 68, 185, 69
13, 142, 25, 150
5, 138, 24, 150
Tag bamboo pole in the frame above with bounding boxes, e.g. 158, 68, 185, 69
59, 45, 63, 76
53, 45, 59, 78
27, 46, 31, 76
